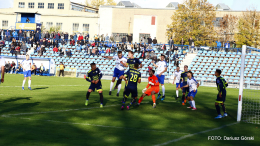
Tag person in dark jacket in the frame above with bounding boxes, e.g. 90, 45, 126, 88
168, 38, 174, 49
64, 32, 68, 42
122, 36, 126, 43
147, 36, 152, 44
127, 34, 132, 43
152, 37, 157, 45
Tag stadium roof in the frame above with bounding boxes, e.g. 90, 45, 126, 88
117, 1, 134, 7
166, 2, 179, 9
216, 3, 231, 11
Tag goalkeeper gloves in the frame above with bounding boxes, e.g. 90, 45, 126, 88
149, 81, 154, 85
142, 88, 147, 93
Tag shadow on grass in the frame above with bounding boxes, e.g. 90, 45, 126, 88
32, 87, 49, 90
1, 97, 32, 104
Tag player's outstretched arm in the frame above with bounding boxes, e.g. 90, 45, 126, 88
103, 56, 113, 59
173, 76, 176, 84
151, 61, 158, 68
182, 84, 188, 89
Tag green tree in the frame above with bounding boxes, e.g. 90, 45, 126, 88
49, 26, 61, 33
167, 0, 216, 46
91, 0, 105, 8
106, 0, 117, 5
217, 14, 238, 43
235, 9, 260, 48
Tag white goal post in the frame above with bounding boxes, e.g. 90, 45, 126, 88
237, 45, 246, 122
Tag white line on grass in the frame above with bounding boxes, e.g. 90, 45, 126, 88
12, 117, 190, 135
154, 122, 239, 146
1, 104, 119, 117
0, 85, 85, 87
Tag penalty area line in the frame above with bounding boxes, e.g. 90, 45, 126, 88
0, 85, 85, 88
154, 122, 239, 146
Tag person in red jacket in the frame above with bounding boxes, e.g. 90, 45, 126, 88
138, 70, 160, 108
78, 33, 83, 41
91, 41, 95, 47
70, 39, 75, 46
53, 46, 58, 53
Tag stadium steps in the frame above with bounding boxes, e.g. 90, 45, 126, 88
180, 53, 197, 70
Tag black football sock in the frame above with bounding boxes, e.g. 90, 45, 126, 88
221, 104, 226, 113
182, 95, 185, 102
99, 93, 103, 104
86, 92, 90, 100
215, 104, 221, 115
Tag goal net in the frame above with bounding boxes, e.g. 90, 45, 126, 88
237, 45, 260, 124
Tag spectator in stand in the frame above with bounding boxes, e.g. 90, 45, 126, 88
67, 49, 71, 58
35, 31, 40, 42
188, 37, 195, 53
15, 62, 22, 74
5, 61, 10, 73
224, 41, 230, 52
73, 33, 77, 42
78, 33, 83, 41
53, 46, 58, 53
92, 47, 96, 56
141, 47, 146, 59
36, 45, 41, 54
42, 31, 46, 39
10, 43, 15, 56
106, 47, 110, 55
40, 45, 45, 55
18, 30, 23, 41
153, 37, 157, 46
64, 32, 68, 43
70, 39, 75, 46
110, 34, 114, 42
233, 41, 236, 48
173, 53, 179, 67
59, 62, 65, 77
168, 38, 174, 50
76, 44, 82, 52
216, 40, 222, 52
15, 45, 20, 55
39, 63, 45, 76
62, 47, 66, 56
105, 34, 109, 42
5, 30, 10, 38
31, 63, 37, 75
10, 61, 16, 74
180, 38, 185, 53
147, 36, 152, 45
150, 51, 155, 59
0, 29, 4, 41
147, 65, 152, 76
122, 36, 126, 43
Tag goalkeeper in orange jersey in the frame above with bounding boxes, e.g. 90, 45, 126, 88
137, 69, 160, 108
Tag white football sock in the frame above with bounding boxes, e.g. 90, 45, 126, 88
176, 90, 179, 97
117, 84, 122, 93
110, 82, 114, 91
22, 80, 26, 87
162, 85, 165, 96
192, 100, 196, 108
28, 80, 31, 87
189, 101, 193, 107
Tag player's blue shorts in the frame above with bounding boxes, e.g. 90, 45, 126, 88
188, 90, 197, 98
176, 83, 183, 88
156, 75, 165, 84
23, 70, 31, 77
89, 82, 102, 92
216, 91, 226, 103
124, 86, 138, 98
182, 84, 189, 93
113, 68, 124, 79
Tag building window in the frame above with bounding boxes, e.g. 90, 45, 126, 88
18, 2, 25, 8
38, 3, 44, 9
58, 3, 64, 9
71, 5, 83, 11
2, 20, 8, 28
83, 24, 89, 33
214, 17, 222, 27
28, 2, 34, 8
56, 23, 63, 31
46, 22, 53, 29
48, 3, 54, 9
73, 23, 79, 32
85, 8, 95, 13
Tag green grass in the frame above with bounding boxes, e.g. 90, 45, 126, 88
0, 74, 259, 146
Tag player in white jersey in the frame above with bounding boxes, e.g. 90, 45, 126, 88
104, 51, 127, 96
173, 66, 183, 99
182, 71, 199, 110
21, 55, 32, 90
0, 56, 5, 84
152, 54, 167, 100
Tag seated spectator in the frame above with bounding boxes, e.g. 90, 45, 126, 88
10, 61, 16, 74
40, 45, 45, 56
91, 47, 96, 56
15, 62, 22, 74
67, 49, 71, 58
39, 63, 45, 76
150, 51, 155, 59
70, 39, 75, 46
20, 41, 27, 54
106, 47, 110, 54
36, 45, 41, 54
53, 46, 58, 53
31, 63, 37, 75
76, 44, 82, 52
15, 46, 20, 55
5, 61, 10, 73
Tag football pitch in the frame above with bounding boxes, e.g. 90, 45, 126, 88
0, 74, 259, 146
